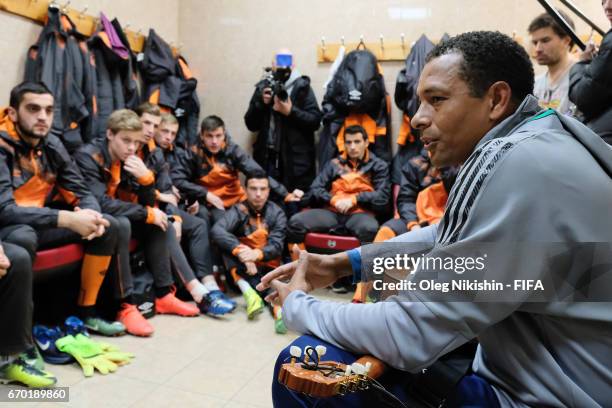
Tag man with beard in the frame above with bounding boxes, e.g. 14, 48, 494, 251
528, 10, 577, 115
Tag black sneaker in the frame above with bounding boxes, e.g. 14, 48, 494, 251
331, 281, 349, 294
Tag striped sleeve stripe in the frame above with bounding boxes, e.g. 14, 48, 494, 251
438, 140, 514, 244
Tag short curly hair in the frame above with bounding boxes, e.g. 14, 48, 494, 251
427, 31, 534, 105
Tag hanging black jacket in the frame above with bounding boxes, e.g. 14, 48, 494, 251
140, 30, 200, 148
244, 75, 322, 192
390, 34, 436, 184
317, 50, 392, 172
24, 6, 94, 152
569, 29, 612, 144
317, 94, 392, 173
87, 17, 140, 142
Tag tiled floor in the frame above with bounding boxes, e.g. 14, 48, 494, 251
0, 289, 352, 408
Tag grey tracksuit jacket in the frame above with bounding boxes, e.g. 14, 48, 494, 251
282, 96, 612, 407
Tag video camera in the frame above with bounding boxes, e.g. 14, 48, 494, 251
261, 53, 293, 102
262, 67, 290, 102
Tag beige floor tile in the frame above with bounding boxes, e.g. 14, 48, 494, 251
112, 346, 196, 384
166, 363, 255, 400
223, 402, 270, 408
130, 385, 227, 408
44, 363, 86, 388
52, 374, 156, 408
229, 361, 275, 408
0, 397, 39, 408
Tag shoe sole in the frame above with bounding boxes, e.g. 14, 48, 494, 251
247, 306, 265, 320
85, 325, 126, 337
0, 377, 57, 387
156, 310, 199, 317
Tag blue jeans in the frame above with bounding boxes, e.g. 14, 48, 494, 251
272, 335, 500, 408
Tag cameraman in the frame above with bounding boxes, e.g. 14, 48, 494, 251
569, 0, 612, 144
244, 49, 322, 204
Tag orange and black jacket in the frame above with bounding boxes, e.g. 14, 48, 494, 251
138, 139, 181, 220
0, 111, 100, 229
211, 200, 286, 266
73, 139, 158, 223
308, 150, 390, 215
160, 143, 184, 174
397, 149, 459, 227
171, 136, 289, 208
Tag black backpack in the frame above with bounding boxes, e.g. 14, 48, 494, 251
326, 49, 384, 114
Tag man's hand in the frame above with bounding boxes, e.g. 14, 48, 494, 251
59, 208, 110, 240
173, 220, 182, 241
245, 261, 258, 276
262, 87, 273, 105
206, 192, 225, 210
74, 207, 108, 240
237, 247, 261, 263
334, 197, 354, 214
267, 250, 314, 306
187, 200, 199, 215
257, 245, 353, 304
171, 186, 181, 200
285, 188, 304, 202
273, 96, 292, 116
0, 245, 10, 279
579, 42, 598, 62
150, 208, 169, 231
123, 155, 150, 179
158, 192, 178, 207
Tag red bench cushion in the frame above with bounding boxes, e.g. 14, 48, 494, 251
304, 233, 360, 251
32, 239, 139, 273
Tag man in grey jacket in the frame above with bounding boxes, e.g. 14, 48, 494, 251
259, 31, 612, 407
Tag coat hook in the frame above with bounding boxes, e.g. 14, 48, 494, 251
321, 36, 326, 57
400, 33, 406, 50
357, 35, 366, 50
61, 0, 71, 14
379, 34, 384, 51
79, 6, 88, 19
341, 36, 345, 47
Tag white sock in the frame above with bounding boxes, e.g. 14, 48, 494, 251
202, 276, 221, 292
187, 281, 209, 303
237, 279, 252, 294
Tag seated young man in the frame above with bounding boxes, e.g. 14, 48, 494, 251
136, 104, 234, 315
0, 237, 56, 387
286, 125, 390, 252
0, 82, 124, 336
352, 151, 459, 302
74, 109, 208, 336
171, 115, 301, 227
378, 150, 459, 242
211, 171, 287, 334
